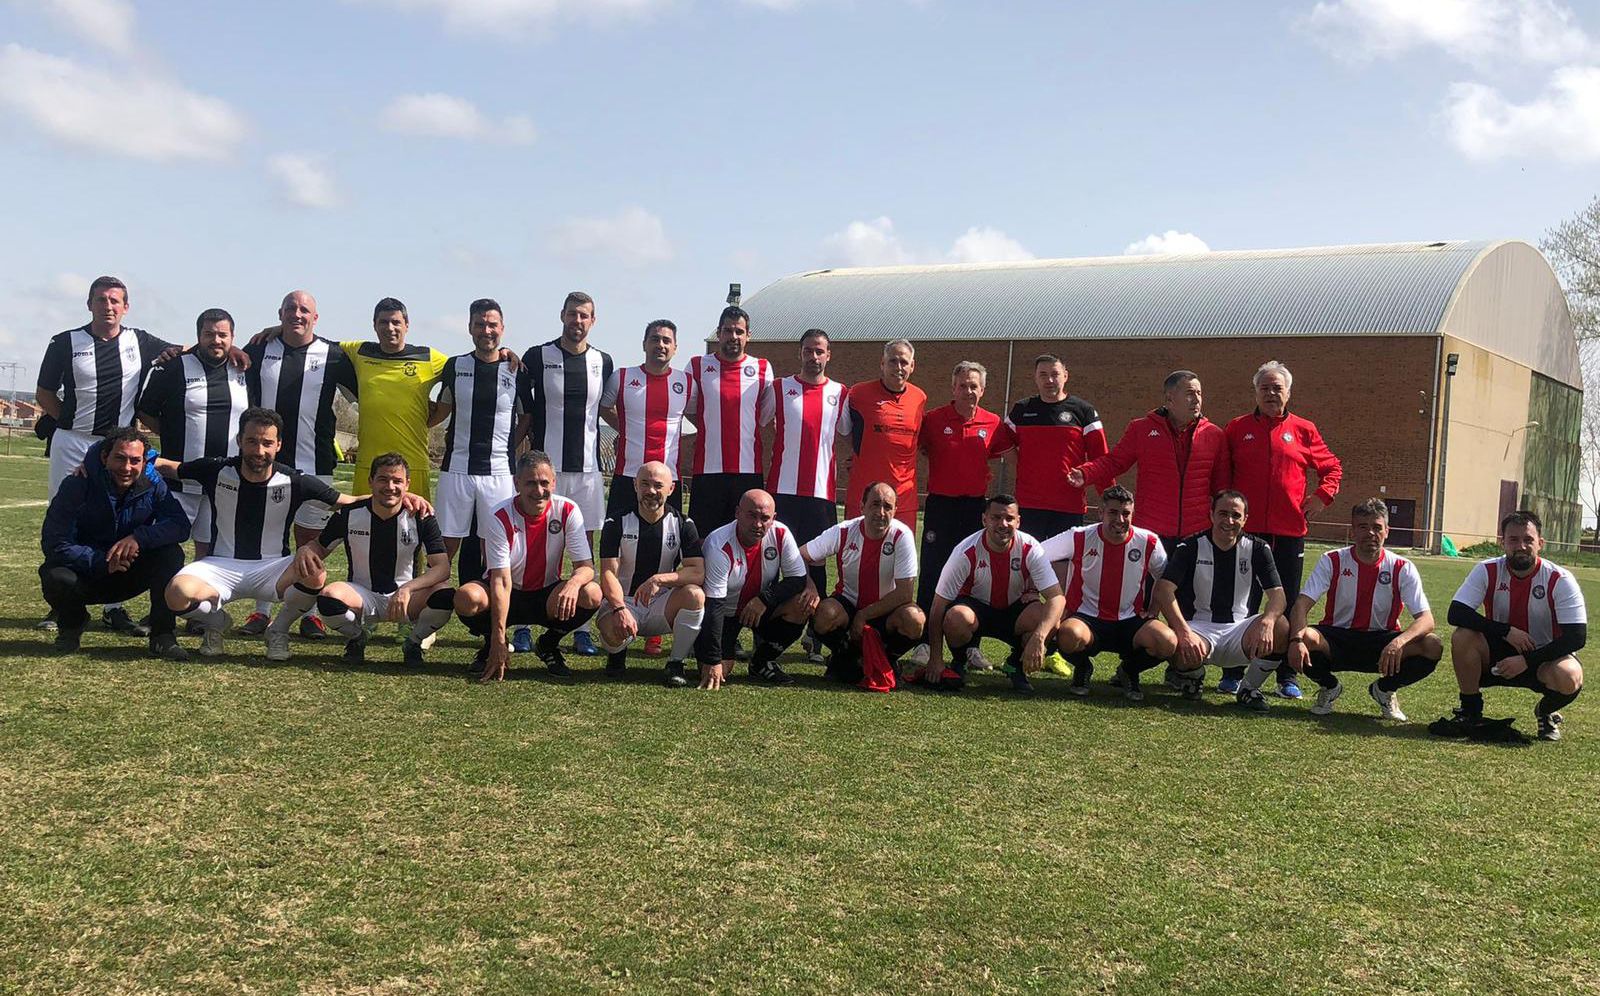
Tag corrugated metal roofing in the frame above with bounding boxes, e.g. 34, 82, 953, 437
744, 239, 1506, 343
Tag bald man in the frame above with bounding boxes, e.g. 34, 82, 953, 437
695, 489, 816, 688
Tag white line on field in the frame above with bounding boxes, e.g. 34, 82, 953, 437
0, 499, 49, 509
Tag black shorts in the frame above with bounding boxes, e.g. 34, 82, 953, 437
605, 474, 684, 519
918, 494, 987, 610
1477, 634, 1558, 691
687, 472, 763, 538
952, 596, 1028, 643
826, 594, 895, 638
774, 492, 838, 546
465, 580, 589, 631
1311, 625, 1397, 673
1018, 508, 1084, 543
1071, 612, 1145, 657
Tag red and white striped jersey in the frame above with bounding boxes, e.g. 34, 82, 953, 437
1452, 556, 1585, 648
1303, 546, 1429, 632
485, 494, 593, 592
701, 520, 807, 608
602, 365, 693, 479
935, 529, 1055, 610
1042, 524, 1167, 622
687, 353, 775, 476
765, 376, 851, 500
803, 516, 918, 607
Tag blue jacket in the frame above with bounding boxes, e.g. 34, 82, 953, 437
41, 441, 190, 576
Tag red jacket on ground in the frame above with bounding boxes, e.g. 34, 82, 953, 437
1223, 409, 1342, 538
1078, 409, 1230, 539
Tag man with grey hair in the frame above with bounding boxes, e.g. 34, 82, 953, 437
909, 359, 1015, 668
1220, 359, 1342, 697
842, 338, 926, 527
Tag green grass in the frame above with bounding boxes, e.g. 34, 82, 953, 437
2, 448, 1597, 994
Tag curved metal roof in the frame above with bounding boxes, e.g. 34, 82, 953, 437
743, 239, 1579, 385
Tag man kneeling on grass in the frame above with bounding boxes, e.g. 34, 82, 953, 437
1286, 497, 1442, 722
1042, 485, 1175, 700
455, 450, 601, 681
1436, 510, 1585, 742
40, 425, 190, 660
289, 453, 455, 665
801, 481, 924, 683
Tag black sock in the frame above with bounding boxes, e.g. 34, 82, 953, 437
1067, 652, 1093, 684
1377, 655, 1439, 692
1459, 691, 1484, 718
1539, 688, 1580, 716
1304, 653, 1338, 688
1122, 649, 1160, 676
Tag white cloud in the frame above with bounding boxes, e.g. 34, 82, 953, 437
1123, 230, 1212, 255
822, 217, 1034, 267
1303, 0, 1595, 67
345, 0, 671, 35
380, 93, 536, 144
1445, 65, 1600, 159
267, 153, 340, 209
548, 206, 672, 265
26, 0, 138, 55
0, 44, 246, 161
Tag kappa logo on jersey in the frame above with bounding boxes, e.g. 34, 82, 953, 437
548, 518, 563, 534
629, 378, 642, 388
1129, 549, 1143, 563
846, 541, 859, 553
1342, 568, 1355, 577
787, 387, 800, 398
943, 426, 954, 435
1243, 432, 1255, 440
1085, 548, 1100, 559
1378, 571, 1391, 584
1148, 429, 1160, 437
1498, 582, 1510, 591
1534, 584, 1547, 599
764, 546, 778, 561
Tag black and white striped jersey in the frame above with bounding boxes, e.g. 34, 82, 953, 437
519, 340, 613, 473
600, 510, 702, 595
38, 326, 177, 434
245, 336, 358, 476
1161, 533, 1282, 624
177, 457, 342, 560
439, 354, 520, 476
318, 500, 445, 593
136, 355, 250, 494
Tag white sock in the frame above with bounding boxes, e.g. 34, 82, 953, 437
181, 599, 228, 630
669, 607, 705, 663
255, 599, 273, 616
1242, 658, 1275, 692
270, 585, 320, 633
408, 606, 452, 645
320, 607, 363, 639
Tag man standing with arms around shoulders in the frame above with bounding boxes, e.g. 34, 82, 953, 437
1070, 369, 1229, 549
518, 291, 614, 657
843, 339, 926, 528
685, 306, 775, 538
601, 319, 694, 519
1286, 498, 1442, 722
1005, 354, 1107, 542
1438, 511, 1585, 742
1220, 360, 1342, 698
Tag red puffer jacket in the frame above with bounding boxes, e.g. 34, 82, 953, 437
1078, 409, 1230, 539
1223, 410, 1342, 538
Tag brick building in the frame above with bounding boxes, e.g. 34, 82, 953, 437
739, 240, 1583, 548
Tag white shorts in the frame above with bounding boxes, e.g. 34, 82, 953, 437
596, 589, 674, 652
556, 471, 604, 532
328, 582, 395, 623
292, 474, 337, 530
1190, 615, 1266, 669
174, 490, 214, 545
175, 555, 295, 605
436, 471, 515, 537
48, 427, 95, 498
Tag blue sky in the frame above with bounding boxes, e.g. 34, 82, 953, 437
2, 0, 1597, 388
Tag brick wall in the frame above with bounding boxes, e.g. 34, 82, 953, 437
738, 335, 1439, 542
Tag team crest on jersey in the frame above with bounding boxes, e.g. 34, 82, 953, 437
548, 518, 563, 534
271, 487, 286, 503
764, 546, 778, 561
977, 428, 987, 438
308, 359, 321, 372
666, 534, 677, 549
1058, 411, 1072, 423
882, 541, 895, 555
1534, 584, 1547, 599
826, 395, 838, 406
672, 381, 685, 394
403, 362, 417, 377
1129, 549, 1142, 563
401, 528, 414, 545
1010, 558, 1022, 570
744, 365, 755, 377
1282, 432, 1293, 442
924, 529, 936, 542
1239, 562, 1249, 575
1378, 571, 1391, 584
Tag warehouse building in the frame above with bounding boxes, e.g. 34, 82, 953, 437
741, 239, 1583, 548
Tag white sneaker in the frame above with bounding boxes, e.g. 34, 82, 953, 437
419, 630, 438, 650
265, 630, 291, 662
1367, 681, 1408, 721
966, 646, 995, 672
200, 628, 225, 657
1309, 680, 1344, 716
907, 644, 931, 667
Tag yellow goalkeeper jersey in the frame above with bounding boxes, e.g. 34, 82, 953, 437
341, 341, 448, 498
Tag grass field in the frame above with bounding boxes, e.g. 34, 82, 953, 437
3, 442, 1598, 994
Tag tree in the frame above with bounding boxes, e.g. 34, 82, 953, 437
1542, 195, 1600, 341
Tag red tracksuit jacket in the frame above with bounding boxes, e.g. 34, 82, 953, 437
1078, 408, 1230, 539
1223, 409, 1342, 538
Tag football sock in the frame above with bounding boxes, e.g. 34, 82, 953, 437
1242, 658, 1276, 692
270, 583, 322, 634
669, 606, 704, 661
1377, 654, 1439, 692
1539, 688, 1580, 716
1459, 691, 1484, 718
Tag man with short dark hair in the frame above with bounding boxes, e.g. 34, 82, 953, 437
39, 425, 189, 659
136, 308, 250, 554
685, 305, 775, 538
1286, 498, 1442, 722
1152, 490, 1288, 710
1045, 485, 1176, 700
343, 298, 450, 501
1005, 354, 1106, 542
1070, 370, 1229, 548
802, 482, 924, 682
601, 319, 693, 519
1439, 510, 1585, 742
454, 450, 602, 681
927, 493, 1064, 693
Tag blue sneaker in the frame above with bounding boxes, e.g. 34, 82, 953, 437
572, 629, 601, 656
1277, 678, 1304, 699
511, 627, 533, 654
1217, 676, 1241, 695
